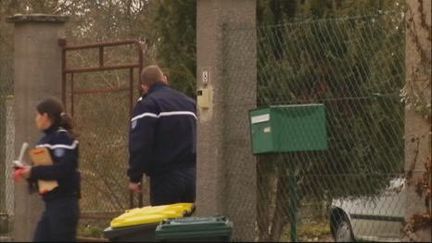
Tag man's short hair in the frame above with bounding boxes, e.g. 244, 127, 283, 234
140, 65, 164, 87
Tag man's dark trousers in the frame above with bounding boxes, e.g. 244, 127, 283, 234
150, 167, 196, 206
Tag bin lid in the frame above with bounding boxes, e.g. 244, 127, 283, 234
110, 203, 194, 228
155, 216, 233, 240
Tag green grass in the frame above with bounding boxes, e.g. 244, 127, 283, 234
78, 224, 104, 238
281, 219, 332, 242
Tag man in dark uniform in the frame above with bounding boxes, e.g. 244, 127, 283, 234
127, 65, 197, 206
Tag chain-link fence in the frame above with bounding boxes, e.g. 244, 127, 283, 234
0, 21, 14, 237
223, 12, 405, 242
0, 95, 14, 241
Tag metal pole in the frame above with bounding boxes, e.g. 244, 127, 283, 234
59, 38, 67, 107
70, 73, 74, 117
289, 155, 298, 242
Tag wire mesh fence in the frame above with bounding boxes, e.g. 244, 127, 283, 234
223, 12, 405, 242
0, 49, 14, 239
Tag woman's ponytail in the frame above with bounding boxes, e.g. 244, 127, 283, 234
60, 112, 77, 138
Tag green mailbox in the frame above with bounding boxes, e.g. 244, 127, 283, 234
249, 104, 327, 154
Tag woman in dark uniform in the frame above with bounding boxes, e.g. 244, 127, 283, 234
20, 97, 80, 242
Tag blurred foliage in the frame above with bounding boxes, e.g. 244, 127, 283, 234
145, 1, 197, 97
0, 0, 197, 96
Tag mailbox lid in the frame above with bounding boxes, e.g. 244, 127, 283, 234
271, 104, 327, 152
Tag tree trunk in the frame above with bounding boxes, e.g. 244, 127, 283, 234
257, 158, 273, 241
404, 0, 431, 242
270, 165, 292, 241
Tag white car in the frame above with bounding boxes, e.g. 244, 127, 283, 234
329, 178, 406, 242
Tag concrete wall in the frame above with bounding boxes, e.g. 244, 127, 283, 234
196, 0, 257, 241
7, 14, 67, 242
404, 0, 431, 241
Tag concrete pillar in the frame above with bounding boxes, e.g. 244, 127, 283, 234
7, 14, 68, 242
404, 0, 431, 241
196, 1, 256, 241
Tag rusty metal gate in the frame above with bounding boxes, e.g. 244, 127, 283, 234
59, 39, 146, 236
